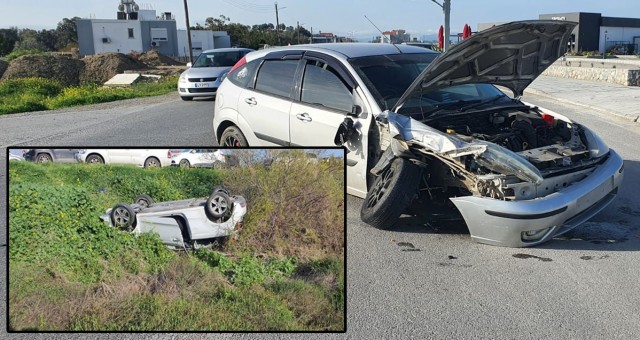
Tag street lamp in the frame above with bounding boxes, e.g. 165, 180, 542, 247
603, 30, 608, 59
297, 21, 306, 44
430, 0, 451, 51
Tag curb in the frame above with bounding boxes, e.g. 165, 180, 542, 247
524, 88, 639, 123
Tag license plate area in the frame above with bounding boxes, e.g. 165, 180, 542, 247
194, 83, 209, 88
577, 177, 613, 210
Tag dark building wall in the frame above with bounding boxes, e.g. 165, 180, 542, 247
602, 17, 640, 28
540, 12, 601, 52
77, 19, 95, 56
140, 21, 179, 56
578, 12, 602, 52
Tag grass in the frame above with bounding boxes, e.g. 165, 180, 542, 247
8, 161, 344, 331
0, 76, 178, 115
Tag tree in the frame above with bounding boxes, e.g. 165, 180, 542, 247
0, 27, 19, 56
55, 17, 80, 50
205, 15, 230, 31
14, 29, 48, 51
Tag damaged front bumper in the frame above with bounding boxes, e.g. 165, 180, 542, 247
450, 150, 624, 247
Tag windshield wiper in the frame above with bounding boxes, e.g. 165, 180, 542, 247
421, 99, 481, 118
457, 95, 506, 112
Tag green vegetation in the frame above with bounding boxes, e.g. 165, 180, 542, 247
0, 76, 178, 115
8, 161, 344, 331
2, 49, 45, 61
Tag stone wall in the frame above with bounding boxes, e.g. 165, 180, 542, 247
542, 65, 640, 86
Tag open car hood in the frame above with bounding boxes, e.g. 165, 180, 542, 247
394, 20, 576, 111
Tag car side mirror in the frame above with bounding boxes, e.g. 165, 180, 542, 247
349, 105, 362, 117
334, 117, 357, 146
187, 62, 192, 68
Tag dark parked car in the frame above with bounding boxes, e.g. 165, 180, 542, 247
24, 149, 81, 163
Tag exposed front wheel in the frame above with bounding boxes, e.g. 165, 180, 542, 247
206, 191, 232, 219
360, 157, 422, 230
110, 203, 136, 231
134, 194, 153, 208
220, 126, 248, 147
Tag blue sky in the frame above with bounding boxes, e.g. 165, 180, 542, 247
4, 0, 639, 41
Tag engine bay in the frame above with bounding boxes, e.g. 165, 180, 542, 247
426, 106, 591, 171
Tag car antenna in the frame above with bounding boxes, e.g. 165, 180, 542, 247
364, 15, 402, 53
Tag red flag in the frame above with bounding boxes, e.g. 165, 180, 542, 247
464, 24, 472, 39
438, 25, 444, 49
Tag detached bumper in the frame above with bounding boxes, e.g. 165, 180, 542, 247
451, 150, 624, 247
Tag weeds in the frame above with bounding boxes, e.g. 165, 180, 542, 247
8, 161, 344, 331
0, 76, 179, 115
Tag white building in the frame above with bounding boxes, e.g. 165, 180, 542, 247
176, 30, 231, 58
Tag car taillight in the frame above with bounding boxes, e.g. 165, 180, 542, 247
541, 113, 554, 126
228, 56, 247, 75
167, 150, 171, 158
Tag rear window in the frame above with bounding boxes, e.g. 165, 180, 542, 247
228, 59, 260, 88
349, 53, 438, 110
192, 50, 249, 68
254, 59, 299, 98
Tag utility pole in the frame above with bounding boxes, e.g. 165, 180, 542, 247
183, 0, 193, 63
275, 2, 281, 45
431, 0, 451, 51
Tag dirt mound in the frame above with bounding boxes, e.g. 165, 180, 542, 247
0, 59, 8, 79
135, 50, 184, 67
1, 55, 85, 86
80, 53, 149, 85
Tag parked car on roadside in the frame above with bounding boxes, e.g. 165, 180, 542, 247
76, 149, 172, 168
213, 21, 624, 248
178, 48, 254, 101
100, 186, 246, 249
170, 149, 226, 168
24, 149, 81, 163
9, 153, 25, 161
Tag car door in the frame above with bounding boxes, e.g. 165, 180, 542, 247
236, 58, 301, 146
289, 56, 370, 195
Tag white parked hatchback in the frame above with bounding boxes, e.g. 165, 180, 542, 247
77, 149, 173, 168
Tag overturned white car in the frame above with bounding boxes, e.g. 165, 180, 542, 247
333, 21, 624, 247
100, 186, 247, 249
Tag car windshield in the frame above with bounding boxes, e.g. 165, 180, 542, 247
348, 53, 439, 110
192, 51, 245, 68
397, 84, 515, 120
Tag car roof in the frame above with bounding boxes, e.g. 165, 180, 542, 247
201, 47, 253, 54
246, 43, 439, 60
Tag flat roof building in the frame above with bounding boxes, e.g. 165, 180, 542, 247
479, 12, 640, 54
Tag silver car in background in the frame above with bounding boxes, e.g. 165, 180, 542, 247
178, 48, 253, 101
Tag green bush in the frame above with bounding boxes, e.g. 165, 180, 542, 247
0, 76, 179, 115
3, 49, 44, 61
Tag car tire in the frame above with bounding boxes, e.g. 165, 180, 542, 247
206, 191, 232, 219
212, 185, 230, 196
220, 126, 248, 147
181, 96, 193, 101
36, 153, 52, 163
134, 194, 153, 208
144, 157, 161, 168
179, 159, 191, 168
360, 157, 422, 230
110, 203, 136, 231
86, 154, 104, 164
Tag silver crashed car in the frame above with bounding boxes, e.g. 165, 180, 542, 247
215, 21, 623, 247
100, 186, 247, 249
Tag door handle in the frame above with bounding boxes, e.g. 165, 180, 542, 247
244, 97, 257, 106
296, 113, 312, 122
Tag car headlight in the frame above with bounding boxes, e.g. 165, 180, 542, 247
179, 73, 187, 82
580, 125, 609, 158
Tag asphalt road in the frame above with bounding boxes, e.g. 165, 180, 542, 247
2, 92, 640, 339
